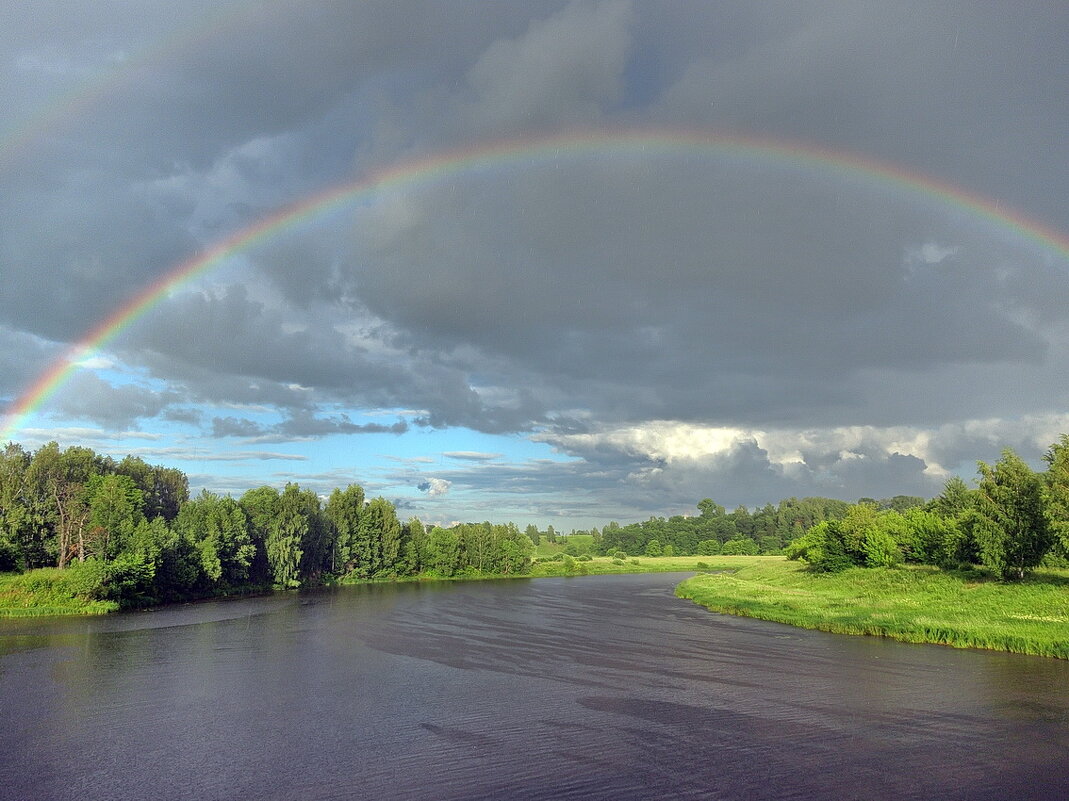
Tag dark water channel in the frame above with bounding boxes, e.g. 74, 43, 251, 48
2, 572, 1068, 800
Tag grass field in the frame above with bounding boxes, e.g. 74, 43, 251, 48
528, 554, 766, 577
675, 559, 1069, 659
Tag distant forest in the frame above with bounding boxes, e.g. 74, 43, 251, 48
2, 437, 1068, 607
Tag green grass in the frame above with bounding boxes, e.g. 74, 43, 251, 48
675, 559, 1069, 659
0, 568, 119, 617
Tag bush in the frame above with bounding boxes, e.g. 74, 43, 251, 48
662, 544, 675, 557
613, 551, 628, 560
786, 521, 854, 573
695, 561, 710, 570
721, 538, 759, 556
612, 558, 626, 565
696, 539, 720, 556
577, 553, 592, 561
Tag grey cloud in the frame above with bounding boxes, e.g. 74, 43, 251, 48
211, 412, 407, 440
276, 411, 407, 438
51, 372, 180, 429
211, 416, 268, 438
444, 451, 503, 461
465, 0, 634, 134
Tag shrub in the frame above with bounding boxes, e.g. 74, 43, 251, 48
696, 539, 720, 555
613, 551, 628, 560
721, 538, 758, 556
577, 553, 592, 561
786, 521, 854, 573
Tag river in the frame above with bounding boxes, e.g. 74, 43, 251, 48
2, 572, 1067, 800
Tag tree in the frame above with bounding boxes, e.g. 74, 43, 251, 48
785, 521, 853, 572
974, 450, 1052, 580
697, 499, 725, 519
721, 537, 759, 556
427, 527, 460, 576
358, 497, 402, 577
644, 539, 662, 557
1043, 434, 1069, 556
85, 473, 144, 561
326, 485, 364, 574
267, 488, 307, 588
175, 492, 254, 588
525, 523, 540, 546
402, 517, 428, 573
239, 486, 280, 584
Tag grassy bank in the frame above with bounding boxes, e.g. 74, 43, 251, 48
528, 554, 763, 577
0, 569, 120, 617
676, 559, 1069, 659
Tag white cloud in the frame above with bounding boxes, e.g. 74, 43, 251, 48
417, 477, 452, 496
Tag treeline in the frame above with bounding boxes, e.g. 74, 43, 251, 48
0, 442, 534, 607
787, 444, 1069, 579
552, 496, 925, 558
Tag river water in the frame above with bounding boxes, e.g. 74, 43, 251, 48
2, 572, 1067, 800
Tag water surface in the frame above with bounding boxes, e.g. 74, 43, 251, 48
2, 573, 1067, 800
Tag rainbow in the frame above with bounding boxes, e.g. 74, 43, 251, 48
4, 128, 1069, 442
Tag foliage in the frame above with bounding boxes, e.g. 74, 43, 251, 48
974, 450, 1052, 580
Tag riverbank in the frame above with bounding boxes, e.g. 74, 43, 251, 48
0, 555, 762, 616
676, 559, 1069, 659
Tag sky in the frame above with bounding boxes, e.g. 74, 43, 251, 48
2, 1, 1069, 529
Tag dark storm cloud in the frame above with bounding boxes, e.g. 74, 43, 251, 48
348, 157, 1056, 428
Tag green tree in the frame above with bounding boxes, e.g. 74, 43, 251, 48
644, 539, 662, 557
358, 497, 402, 577
85, 473, 144, 561
721, 537, 759, 556
1043, 434, 1069, 556
175, 492, 254, 588
326, 484, 364, 574
974, 450, 1052, 580
427, 527, 461, 576
402, 517, 428, 573
267, 495, 306, 588
239, 486, 280, 585
697, 498, 725, 519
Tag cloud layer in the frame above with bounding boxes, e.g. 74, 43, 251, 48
3, 1, 1068, 525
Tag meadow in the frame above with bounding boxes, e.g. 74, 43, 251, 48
676, 558, 1069, 659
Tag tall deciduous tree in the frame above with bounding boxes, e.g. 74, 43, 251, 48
1043, 434, 1069, 556
85, 473, 143, 561
325, 485, 364, 574
974, 450, 1052, 580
